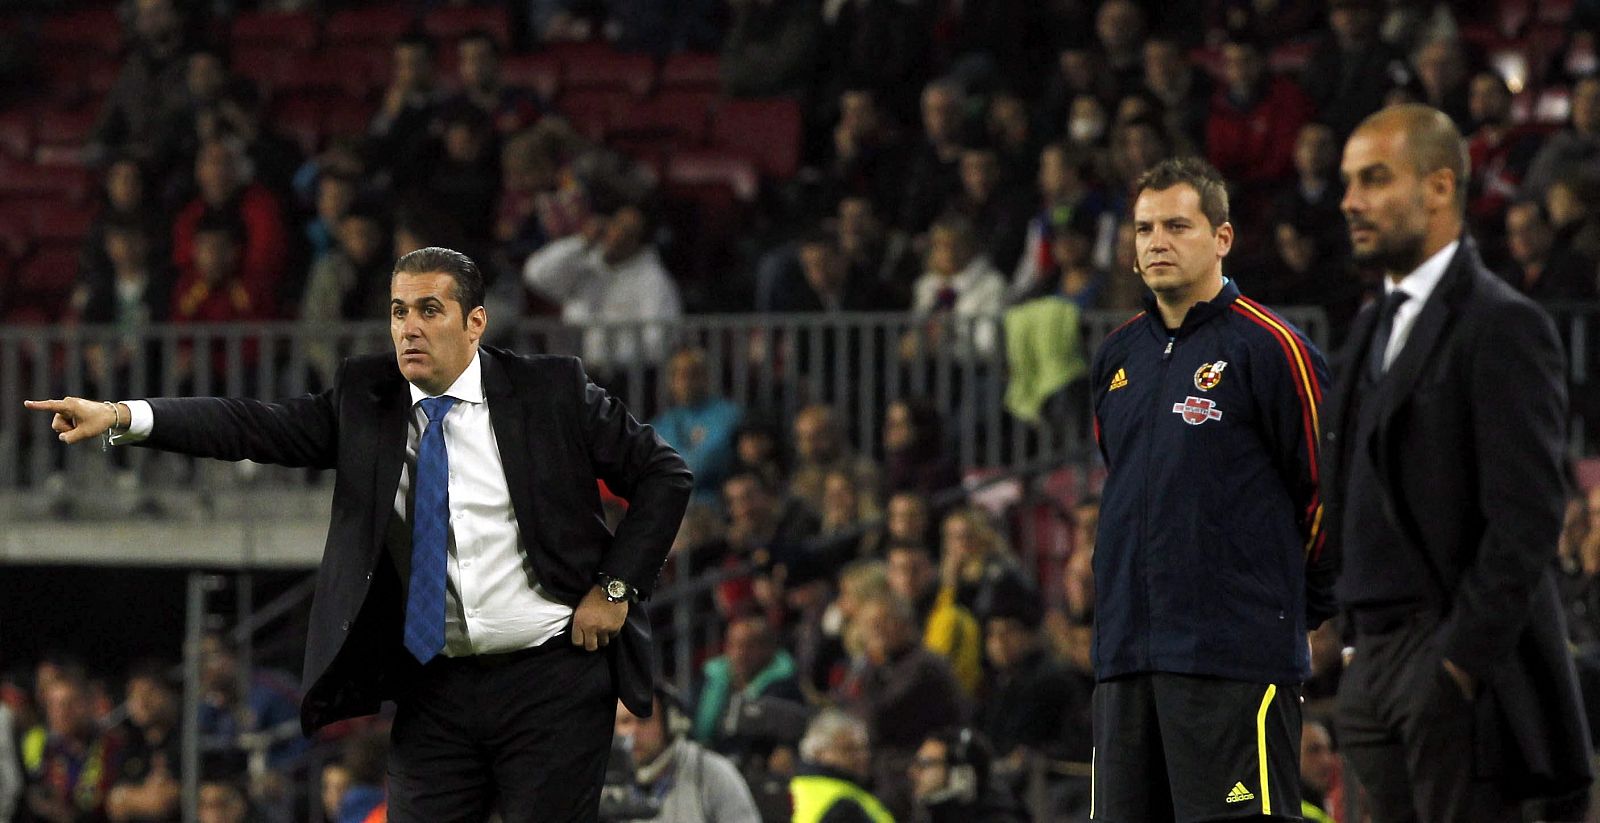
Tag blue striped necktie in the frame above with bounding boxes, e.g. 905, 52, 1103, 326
404, 395, 457, 664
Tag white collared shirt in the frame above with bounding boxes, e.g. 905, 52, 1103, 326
118, 350, 571, 655
1378, 239, 1459, 371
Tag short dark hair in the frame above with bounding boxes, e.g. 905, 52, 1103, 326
393, 247, 485, 317
1134, 155, 1231, 230
125, 659, 177, 693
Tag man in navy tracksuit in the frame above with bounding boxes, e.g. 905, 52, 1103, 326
1086, 157, 1335, 822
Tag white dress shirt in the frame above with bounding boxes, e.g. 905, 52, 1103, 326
116, 351, 571, 656
522, 235, 683, 369
1377, 239, 1458, 371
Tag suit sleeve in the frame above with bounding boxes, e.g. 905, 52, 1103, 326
1441, 299, 1568, 679
576, 360, 694, 599
1256, 325, 1335, 628
138, 362, 341, 469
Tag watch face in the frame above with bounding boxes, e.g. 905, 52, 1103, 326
606, 579, 628, 599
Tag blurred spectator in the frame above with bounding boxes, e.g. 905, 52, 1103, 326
987, 91, 1038, 187
494, 120, 591, 267
1217, 0, 1323, 51
0, 700, 16, 823
1038, 42, 1117, 143
1045, 496, 1098, 675
319, 762, 350, 823
884, 491, 935, 550
946, 145, 1032, 277
332, 730, 387, 823
445, 30, 543, 136
171, 139, 290, 319
1243, 218, 1363, 345
881, 399, 960, 499
973, 579, 1093, 816
1002, 226, 1092, 433
1301, 0, 1407, 139
304, 172, 358, 268
885, 542, 983, 697
420, 103, 501, 246
835, 196, 916, 307
1107, 116, 1173, 196
1101, 216, 1146, 311
1011, 143, 1112, 300
903, 214, 1007, 360
79, 157, 166, 288
817, 88, 908, 221
195, 775, 250, 823
766, 231, 886, 314
106, 662, 179, 823
1299, 719, 1345, 823
171, 212, 276, 386
789, 404, 881, 517
522, 201, 683, 371
301, 205, 391, 385
1093, 0, 1148, 100
803, 559, 891, 700
716, 472, 821, 618
195, 633, 304, 771
1205, 36, 1314, 195
848, 595, 966, 819
819, 1, 931, 128
939, 507, 1026, 614
908, 727, 1025, 823
731, 419, 789, 494
609, 0, 726, 55
207, 84, 304, 205
1141, 35, 1212, 151
653, 347, 744, 503
1547, 177, 1600, 263
613, 692, 761, 823
75, 218, 174, 390
693, 614, 806, 754
900, 80, 972, 234
1408, 35, 1471, 129
813, 469, 884, 566
1273, 122, 1348, 256
368, 34, 442, 188
720, 0, 820, 99
788, 710, 890, 823
88, 0, 192, 166
1500, 201, 1599, 301
26, 674, 126, 823
1522, 77, 1600, 202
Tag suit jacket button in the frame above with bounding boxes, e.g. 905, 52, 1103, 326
341, 620, 351, 632
365, 571, 373, 581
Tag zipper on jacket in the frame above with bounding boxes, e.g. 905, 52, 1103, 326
1162, 337, 1174, 360
1139, 335, 1176, 666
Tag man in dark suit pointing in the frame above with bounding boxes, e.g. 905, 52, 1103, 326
1326, 105, 1592, 821
26, 247, 694, 822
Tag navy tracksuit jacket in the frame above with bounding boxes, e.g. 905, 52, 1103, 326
1089, 279, 1336, 685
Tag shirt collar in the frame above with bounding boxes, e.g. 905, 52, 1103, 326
408, 349, 485, 406
1384, 239, 1459, 305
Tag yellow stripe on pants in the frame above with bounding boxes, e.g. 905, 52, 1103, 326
1256, 684, 1277, 815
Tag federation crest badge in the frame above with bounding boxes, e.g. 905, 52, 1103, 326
1193, 361, 1228, 391
1172, 396, 1223, 425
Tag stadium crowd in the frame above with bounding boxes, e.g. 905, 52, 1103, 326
3, 0, 1600, 820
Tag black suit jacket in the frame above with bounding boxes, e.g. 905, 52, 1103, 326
137, 346, 693, 733
1323, 238, 1593, 796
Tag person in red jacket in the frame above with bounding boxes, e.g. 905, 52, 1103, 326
171, 138, 289, 317
1205, 36, 1314, 190
170, 211, 276, 388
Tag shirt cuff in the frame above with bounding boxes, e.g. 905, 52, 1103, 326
108, 400, 153, 445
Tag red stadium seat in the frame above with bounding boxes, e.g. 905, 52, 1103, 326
270, 97, 327, 155
423, 6, 511, 49
322, 96, 378, 140
547, 42, 625, 77
10, 247, 80, 318
36, 106, 99, 148
660, 53, 721, 91
0, 160, 92, 202
230, 10, 318, 52
40, 7, 122, 56
711, 97, 802, 179
325, 7, 416, 45
275, 53, 373, 97
663, 150, 759, 201
606, 94, 711, 151
232, 46, 290, 90
1268, 41, 1317, 74
555, 89, 631, 139
563, 52, 655, 96
1539, 0, 1575, 23
0, 211, 29, 259
499, 54, 561, 99
29, 202, 93, 247
0, 115, 33, 160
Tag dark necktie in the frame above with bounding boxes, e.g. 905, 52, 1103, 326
404, 395, 457, 664
1367, 291, 1410, 380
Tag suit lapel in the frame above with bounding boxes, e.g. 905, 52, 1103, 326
1374, 241, 1473, 424
482, 351, 544, 555
370, 375, 410, 557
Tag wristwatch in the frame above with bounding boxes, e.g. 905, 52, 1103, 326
596, 573, 637, 604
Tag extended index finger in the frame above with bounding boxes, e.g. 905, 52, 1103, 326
23, 399, 69, 413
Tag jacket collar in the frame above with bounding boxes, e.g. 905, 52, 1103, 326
1140, 276, 1241, 339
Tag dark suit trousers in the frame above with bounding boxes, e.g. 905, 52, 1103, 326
1335, 614, 1518, 823
387, 638, 615, 823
